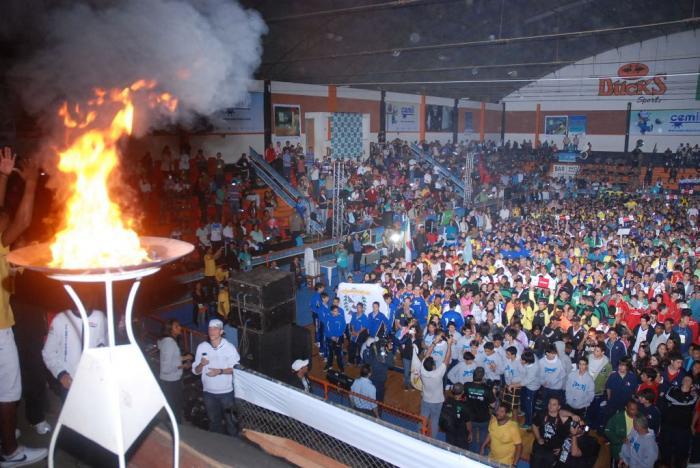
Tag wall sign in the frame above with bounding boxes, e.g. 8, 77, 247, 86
598, 62, 667, 98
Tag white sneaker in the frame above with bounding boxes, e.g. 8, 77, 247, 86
0, 445, 48, 467
32, 421, 51, 435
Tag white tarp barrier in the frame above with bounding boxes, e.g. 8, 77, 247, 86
234, 369, 483, 468
336, 282, 389, 323
550, 163, 580, 178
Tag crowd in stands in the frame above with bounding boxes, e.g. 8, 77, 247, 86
131, 137, 700, 466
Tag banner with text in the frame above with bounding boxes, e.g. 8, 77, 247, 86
551, 163, 580, 178
630, 109, 700, 135
337, 282, 389, 323
386, 101, 419, 132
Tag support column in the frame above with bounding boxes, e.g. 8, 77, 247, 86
379, 90, 386, 143
452, 98, 459, 145
624, 101, 632, 154
327, 85, 337, 141
479, 102, 486, 143
419, 95, 426, 142
263, 80, 272, 149
534, 103, 541, 148
500, 102, 506, 146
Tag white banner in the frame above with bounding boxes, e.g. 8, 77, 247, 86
551, 164, 580, 178
234, 370, 481, 468
337, 282, 388, 322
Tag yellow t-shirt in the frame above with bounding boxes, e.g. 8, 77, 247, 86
218, 289, 230, 317
215, 267, 229, 283
203, 254, 216, 277
0, 243, 13, 329
624, 412, 633, 435
488, 417, 522, 465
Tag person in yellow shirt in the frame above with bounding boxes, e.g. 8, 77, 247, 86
0, 151, 47, 465
481, 404, 522, 465
217, 285, 230, 319
427, 295, 443, 322
202, 246, 223, 298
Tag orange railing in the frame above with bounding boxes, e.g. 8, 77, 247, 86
307, 375, 429, 436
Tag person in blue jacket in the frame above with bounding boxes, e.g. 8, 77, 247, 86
441, 306, 464, 332
410, 289, 429, 328
367, 301, 389, 338
606, 327, 627, 370
317, 293, 331, 357
324, 306, 347, 372
310, 284, 325, 347
348, 303, 368, 365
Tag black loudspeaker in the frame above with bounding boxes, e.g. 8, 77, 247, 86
381, 211, 393, 228
229, 299, 295, 333
238, 324, 311, 382
228, 269, 295, 309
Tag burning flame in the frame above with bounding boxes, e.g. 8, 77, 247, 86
50, 80, 177, 269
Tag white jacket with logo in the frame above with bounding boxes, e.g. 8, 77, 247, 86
42, 310, 108, 379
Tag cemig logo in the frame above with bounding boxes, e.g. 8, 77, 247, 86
598, 62, 667, 96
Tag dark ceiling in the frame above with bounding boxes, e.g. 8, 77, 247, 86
243, 0, 699, 102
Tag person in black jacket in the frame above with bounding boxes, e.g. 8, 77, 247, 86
397, 322, 421, 390
632, 314, 654, 355
659, 375, 697, 467
440, 383, 472, 450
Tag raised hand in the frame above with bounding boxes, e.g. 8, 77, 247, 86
17, 157, 40, 182
0, 147, 16, 176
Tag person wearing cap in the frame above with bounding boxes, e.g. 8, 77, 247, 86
289, 359, 310, 393
440, 383, 472, 450
192, 318, 241, 436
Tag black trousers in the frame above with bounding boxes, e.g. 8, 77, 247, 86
160, 379, 184, 424
12, 300, 48, 425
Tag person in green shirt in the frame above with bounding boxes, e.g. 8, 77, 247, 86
604, 399, 638, 465
335, 246, 349, 281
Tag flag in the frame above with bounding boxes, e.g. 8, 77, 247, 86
404, 218, 412, 262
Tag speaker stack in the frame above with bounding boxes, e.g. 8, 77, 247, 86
228, 269, 311, 382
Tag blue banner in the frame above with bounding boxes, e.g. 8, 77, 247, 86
568, 115, 587, 135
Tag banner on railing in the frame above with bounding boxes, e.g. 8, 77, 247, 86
551, 163, 580, 178
336, 282, 389, 322
234, 370, 478, 468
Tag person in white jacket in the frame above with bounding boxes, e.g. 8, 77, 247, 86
620, 415, 658, 468
447, 351, 477, 385
519, 351, 540, 427
539, 344, 566, 404
565, 356, 595, 417
477, 342, 505, 384
42, 309, 107, 397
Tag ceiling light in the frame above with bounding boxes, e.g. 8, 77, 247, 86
392, 49, 401, 57
410, 32, 420, 43
471, 68, 478, 76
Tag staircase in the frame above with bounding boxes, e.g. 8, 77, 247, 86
409, 143, 466, 197
248, 148, 324, 236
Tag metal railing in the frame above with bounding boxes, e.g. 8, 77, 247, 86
307, 375, 430, 436
409, 143, 466, 195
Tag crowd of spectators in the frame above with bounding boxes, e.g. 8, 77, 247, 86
290, 137, 700, 466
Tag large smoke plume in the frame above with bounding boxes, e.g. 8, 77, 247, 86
8, 0, 267, 132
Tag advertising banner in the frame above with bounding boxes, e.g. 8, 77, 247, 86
544, 115, 568, 135
337, 282, 389, 323
630, 109, 700, 135
567, 115, 587, 135
386, 101, 419, 132
331, 112, 363, 158
210, 92, 264, 133
425, 104, 454, 132
274, 104, 301, 137
551, 164, 580, 178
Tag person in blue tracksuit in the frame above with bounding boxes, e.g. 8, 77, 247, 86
441, 308, 464, 332
367, 301, 389, 338
348, 303, 368, 365
317, 293, 331, 357
324, 306, 347, 372
310, 284, 325, 347
411, 290, 429, 328
606, 327, 627, 370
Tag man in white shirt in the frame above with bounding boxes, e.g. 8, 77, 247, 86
420, 334, 453, 437
42, 309, 108, 397
193, 319, 241, 435
196, 224, 211, 251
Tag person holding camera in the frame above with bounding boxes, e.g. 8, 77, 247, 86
531, 396, 569, 467
552, 414, 600, 468
363, 337, 392, 402
420, 333, 453, 437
